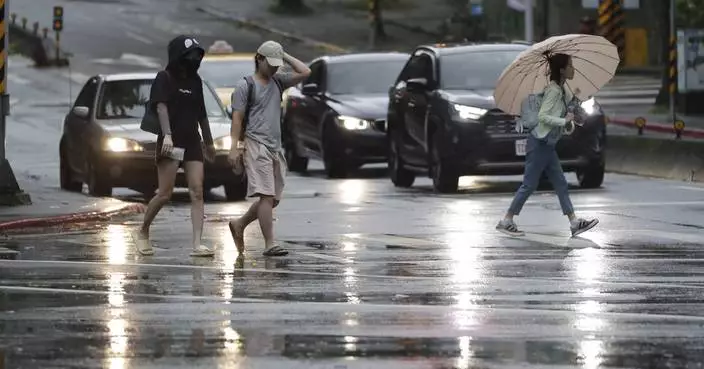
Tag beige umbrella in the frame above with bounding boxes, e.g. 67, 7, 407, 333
494, 34, 620, 116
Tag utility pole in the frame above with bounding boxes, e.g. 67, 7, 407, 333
524, 0, 534, 43
668, 0, 676, 125
0, 0, 30, 205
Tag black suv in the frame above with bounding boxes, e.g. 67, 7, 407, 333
386, 43, 607, 193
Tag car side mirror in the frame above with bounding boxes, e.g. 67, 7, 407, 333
72, 106, 89, 118
301, 83, 320, 95
406, 78, 428, 90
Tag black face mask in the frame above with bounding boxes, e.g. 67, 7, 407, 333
181, 50, 202, 72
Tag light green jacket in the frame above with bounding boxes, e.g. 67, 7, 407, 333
534, 81, 574, 139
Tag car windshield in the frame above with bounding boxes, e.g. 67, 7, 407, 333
440, 50, 522, 90
198, 59, 253, 88
327, 59, 406, 95
96, 79, 224, 120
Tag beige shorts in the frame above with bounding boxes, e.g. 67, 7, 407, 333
244, 138, 287, 200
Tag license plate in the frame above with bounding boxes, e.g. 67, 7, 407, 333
515, 139, 527, 156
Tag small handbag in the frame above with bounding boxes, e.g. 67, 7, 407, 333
140, 71, 171, 135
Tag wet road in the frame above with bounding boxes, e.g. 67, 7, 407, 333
8, 3, 704, 367
3, 165, 704, 368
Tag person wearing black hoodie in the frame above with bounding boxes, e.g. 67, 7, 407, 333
133, 35, 216, 257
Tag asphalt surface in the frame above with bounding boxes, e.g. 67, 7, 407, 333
6, 3, 704, 368
3, 164, 704, 368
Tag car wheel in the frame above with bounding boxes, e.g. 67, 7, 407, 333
322, 130, 349, 179
59, 141, 82, 192
87, 157, 112, 197
430, 134, 459, 193
388, 130, 415, 188
284, 133, 309, 173
224, 180, 247, 201
577, 161, 605, 189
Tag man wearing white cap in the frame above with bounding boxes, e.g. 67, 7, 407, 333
228, 40, 311, 257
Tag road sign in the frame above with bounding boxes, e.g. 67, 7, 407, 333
53, 6, 63, 31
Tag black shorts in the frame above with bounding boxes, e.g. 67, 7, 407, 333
155, 135, 203, 164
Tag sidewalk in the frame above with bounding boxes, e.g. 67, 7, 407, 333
0, 55, 146, 234
0, 178, 145, 233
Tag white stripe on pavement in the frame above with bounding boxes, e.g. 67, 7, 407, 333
5, 284, 704, 321
61, 71, 91, 85
125, 31, 153, 45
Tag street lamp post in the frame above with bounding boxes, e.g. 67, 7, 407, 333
524, 0, 534, 43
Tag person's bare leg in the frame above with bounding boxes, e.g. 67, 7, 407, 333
184, 160, 206, 250
140, 159, 180, 237
257, 196, 275, 250
230, 199, 259, 253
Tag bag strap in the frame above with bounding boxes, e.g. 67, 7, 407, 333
241, 75, 255, 141
272, 75, 283, 97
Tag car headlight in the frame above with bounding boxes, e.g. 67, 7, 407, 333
580, 97, 597, 115
453, 104, 488, 121
213, 136, 232, 151
337, 115, 370, 130
105, 137, 143, 152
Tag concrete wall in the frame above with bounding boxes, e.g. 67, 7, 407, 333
606, 135, 704, 183
483, 0, 665, 66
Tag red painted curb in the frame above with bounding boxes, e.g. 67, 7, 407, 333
610, 118, 704, 139
0, 203, 147, 232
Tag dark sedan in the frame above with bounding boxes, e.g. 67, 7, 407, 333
59, 72, 247, 200
281, 52, 410, 178
387, 43, 607, 193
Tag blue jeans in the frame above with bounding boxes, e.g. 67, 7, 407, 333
508, 135, 574, 216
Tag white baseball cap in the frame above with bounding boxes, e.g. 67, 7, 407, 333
257, 40, 284, 67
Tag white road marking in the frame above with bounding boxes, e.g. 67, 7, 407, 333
61, 71, 90, 85
4, 259, 704, 291
597, 89, 660, 97
4, 284, 704, 322
576, 200, 704, 208
677, 185, 704, 192
92, 53, 161, 68
8, 74, 30, 85
344, 233, 436, 246
296, 251, 350, 264
125, 31, 153, 45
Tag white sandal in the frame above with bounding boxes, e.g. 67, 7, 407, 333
131, 231, 154, 256
190, 245, 215, 257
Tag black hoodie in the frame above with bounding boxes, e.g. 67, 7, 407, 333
166, 35, 205, 73
149, 35, 213, 147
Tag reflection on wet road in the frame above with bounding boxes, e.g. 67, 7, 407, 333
2, 167, 704, 368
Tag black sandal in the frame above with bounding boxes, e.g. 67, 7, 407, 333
262, 246, 289, 257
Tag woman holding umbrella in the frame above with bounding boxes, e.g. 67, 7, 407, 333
496, 52, 597, 237
492, 34, 619, 237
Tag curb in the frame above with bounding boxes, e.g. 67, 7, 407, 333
609, 118, 704, 139
196, 6, 349, 54
0, 203, 146, 232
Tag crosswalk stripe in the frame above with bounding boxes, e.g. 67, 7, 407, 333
597, 97, 655, 105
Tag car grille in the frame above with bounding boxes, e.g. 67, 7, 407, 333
372, 119, 387, 132
483, 109, 518, 135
